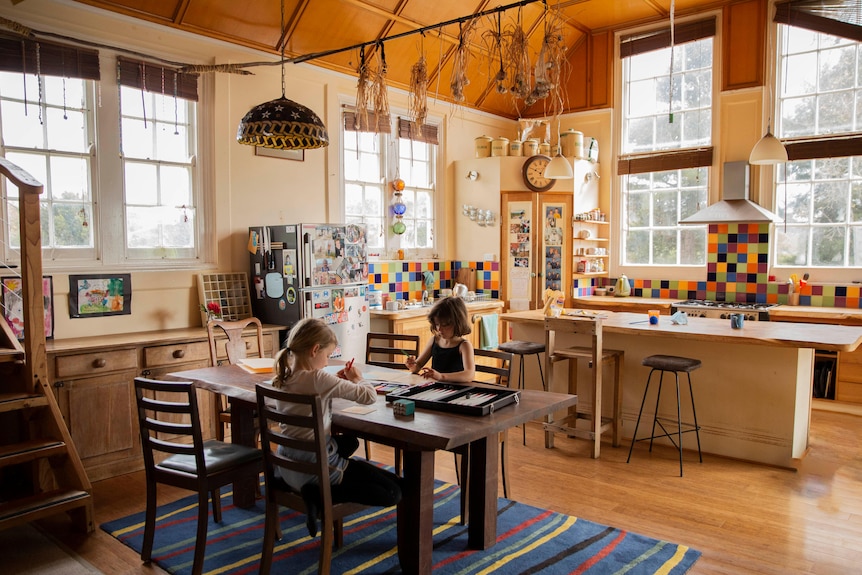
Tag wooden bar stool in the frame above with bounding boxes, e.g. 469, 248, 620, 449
543, 316, 624, 459
497, 340, 546, 445
626, 354, 703, 476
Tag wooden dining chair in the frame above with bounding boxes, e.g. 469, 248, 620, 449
455, 348, 514, 524
207, 317, 266, 441
365, 332, 420, 370
256, 383, 368, 575
133, 377, 263, 575
364, 332, 420, 463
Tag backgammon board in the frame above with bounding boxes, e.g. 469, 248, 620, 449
384, 382, 519, 416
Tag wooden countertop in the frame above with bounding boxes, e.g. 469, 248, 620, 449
769, 305, 862, 326
570, 295, 678, 311
501, 309, 862, 352
46, 324, 285, 353
371, 299, 504, 320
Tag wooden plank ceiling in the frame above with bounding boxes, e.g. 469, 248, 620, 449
70, 0, 734, 119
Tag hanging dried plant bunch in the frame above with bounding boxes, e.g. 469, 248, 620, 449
409, 53, 428, 127
503, 13, 531, 101
530, 6, 567, 109
370, 43, 390, 124
450, 17, 478, 103
354, 45, 372, 130
481, 12, 508, 95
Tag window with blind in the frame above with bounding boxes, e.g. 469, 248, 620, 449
773, 6, 862, 268
0, 39, 205, 269
618, 18, 714, 267
343, 110, 437, 257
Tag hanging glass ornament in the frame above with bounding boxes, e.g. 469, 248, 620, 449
391, 189, 407, 234
392, 177, 406, 192
392, 219, 407, 235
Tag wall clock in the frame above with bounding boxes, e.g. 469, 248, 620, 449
522, 154, 555, 192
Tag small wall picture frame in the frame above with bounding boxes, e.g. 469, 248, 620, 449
254, 146, 304, 161
1, 276, 54, 339
69, 274, 132, 318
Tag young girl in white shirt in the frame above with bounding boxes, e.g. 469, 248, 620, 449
271, 318, 401, 535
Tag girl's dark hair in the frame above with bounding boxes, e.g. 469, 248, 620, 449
427, 296, 472, 337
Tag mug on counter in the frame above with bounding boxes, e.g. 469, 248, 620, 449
730, 313, 744, 329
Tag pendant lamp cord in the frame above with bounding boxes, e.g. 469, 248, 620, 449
280, 0, 286, 98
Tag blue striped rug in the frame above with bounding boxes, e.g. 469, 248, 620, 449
101, 480, 700, 574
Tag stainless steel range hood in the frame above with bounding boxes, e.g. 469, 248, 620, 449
679, 161, 781, 224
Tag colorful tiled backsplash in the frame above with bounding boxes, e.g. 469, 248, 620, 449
368, 260, 500, 301
597, 223, 862, 308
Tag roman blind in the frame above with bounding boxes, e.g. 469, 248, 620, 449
397, 117, 438, 145
342, 108, 391, 134
117, 56, 199, 102
0, 35, 99, 80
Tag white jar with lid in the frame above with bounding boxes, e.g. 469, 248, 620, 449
523, 138, 539, 156
474, 135, 492, 158
491, 137, 509, 157
509, 140, 522, 156
560, 129, 584, 158
539, 142, 551, 156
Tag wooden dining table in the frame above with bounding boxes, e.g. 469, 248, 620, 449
168, 362, 577, 575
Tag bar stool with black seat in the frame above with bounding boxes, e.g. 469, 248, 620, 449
626, 354, 703, 476
497, 339, 546, 444
543, 316, 624, 459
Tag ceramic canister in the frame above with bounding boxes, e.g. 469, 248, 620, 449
523, 138, 539, 156
491, 137, 509, 157
539, 142, 551, 156
474, 135, 492, 158
509, 140, 522, 156
560, 129, 584, 158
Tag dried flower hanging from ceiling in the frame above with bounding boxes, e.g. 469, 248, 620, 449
481, 12, 508, 95
450, 17, 478, 103
354, 45, 372, 130
503, 9, 532, 103
370, 42, 390, 125
530, 6, 567, 112
409, 35, 428, 127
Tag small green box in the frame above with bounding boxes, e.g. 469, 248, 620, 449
393, 399, 415, 416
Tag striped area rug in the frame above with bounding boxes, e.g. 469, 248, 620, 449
101, 480, 700, 574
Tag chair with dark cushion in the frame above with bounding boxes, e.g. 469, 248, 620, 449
497, 339, 546, 444
133, 377, 263, 575
256, 383, 369, 575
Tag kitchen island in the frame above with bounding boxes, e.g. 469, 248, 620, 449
501, 309, 862, 468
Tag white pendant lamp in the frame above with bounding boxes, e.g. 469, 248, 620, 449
749, 122, 787, 165
544, 153, 574, 179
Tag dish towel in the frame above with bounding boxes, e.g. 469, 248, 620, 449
480, 314, 499, 350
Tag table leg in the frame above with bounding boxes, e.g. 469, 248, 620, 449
228, 398, 258, 508
467, 435, 497, 549
398, 449, 435, 575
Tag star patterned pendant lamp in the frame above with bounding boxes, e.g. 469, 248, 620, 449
236, 0, 328, 150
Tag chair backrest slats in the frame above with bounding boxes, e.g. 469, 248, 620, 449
365, 332, 420, 370
474, 348, 513, 387
207, 317, 265, 366
256, 383, 333, 506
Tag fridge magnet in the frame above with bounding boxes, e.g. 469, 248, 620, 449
1, 276, 54, 340
286, 286, 296, 305
69, 274, 131, 318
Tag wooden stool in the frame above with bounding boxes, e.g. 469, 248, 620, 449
543, 316, 623, 459
626, 354, 702, 476
497, 340, 546, 445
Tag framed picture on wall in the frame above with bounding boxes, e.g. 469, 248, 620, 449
68, 274, 132, 318
254, 146, 304, 161
1, 276, 54, 340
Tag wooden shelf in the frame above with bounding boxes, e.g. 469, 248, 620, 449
573, 272, 609, 277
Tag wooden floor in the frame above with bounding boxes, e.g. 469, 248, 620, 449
35, 408, 862, 575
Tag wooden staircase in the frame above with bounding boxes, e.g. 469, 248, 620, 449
0, 158, 93, 533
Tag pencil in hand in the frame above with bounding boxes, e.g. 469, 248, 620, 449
346, 358, 355, 370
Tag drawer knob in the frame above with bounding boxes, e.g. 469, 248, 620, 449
93, 358, 107, 368
173, 349, 186, 359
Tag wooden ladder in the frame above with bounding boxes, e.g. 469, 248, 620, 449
0, 158, 94, 533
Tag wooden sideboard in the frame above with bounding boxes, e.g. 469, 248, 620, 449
46, 324, 283, 481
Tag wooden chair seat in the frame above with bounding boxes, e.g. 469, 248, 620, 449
543, 317, 624, 459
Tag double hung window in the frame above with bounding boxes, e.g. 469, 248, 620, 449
343, 110, 437, 258
618, 19, 715, 268
773, 4, 862, 269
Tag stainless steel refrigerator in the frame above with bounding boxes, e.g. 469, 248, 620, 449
248, 223, 369, 360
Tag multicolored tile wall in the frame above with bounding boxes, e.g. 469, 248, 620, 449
368, 260, 500, 301
598, 223, 862, 308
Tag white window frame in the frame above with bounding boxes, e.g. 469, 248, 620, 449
341, 104, 439, 260
614, 14, 720, 280
0, 52, 211, 272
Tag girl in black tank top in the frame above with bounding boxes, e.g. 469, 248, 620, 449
406, 296, 476, 383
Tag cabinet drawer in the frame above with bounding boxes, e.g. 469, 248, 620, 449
55, 348, 138, 379
836, 380, 862, 404
143, 341, 211, 368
